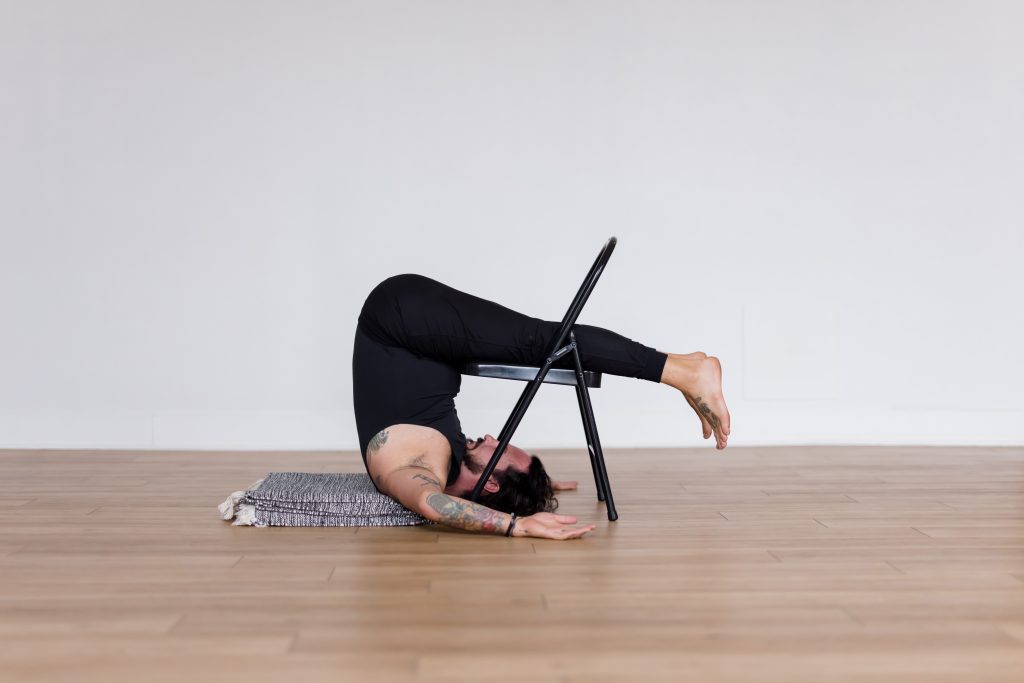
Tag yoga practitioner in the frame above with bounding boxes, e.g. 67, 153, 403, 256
352, 274, 730, 540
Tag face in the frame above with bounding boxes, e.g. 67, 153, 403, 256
447, 434, 533, 496
466, 434, 532, 473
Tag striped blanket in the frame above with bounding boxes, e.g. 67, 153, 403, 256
218, 472, 430, 527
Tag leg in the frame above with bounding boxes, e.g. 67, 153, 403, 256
358, 274, 730, 447
359, 274, 666, 381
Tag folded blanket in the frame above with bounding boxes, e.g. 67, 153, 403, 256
218, 472, 430, 527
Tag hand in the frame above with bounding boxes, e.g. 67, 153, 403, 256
551, 480, 578, 491
514, 512, 595, 540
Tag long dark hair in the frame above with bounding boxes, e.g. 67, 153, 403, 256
474, 455, 558, 516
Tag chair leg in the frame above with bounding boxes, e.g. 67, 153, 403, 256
570, 335, 618, 522
469, 350, 572, 503
574, 383, 606, 502
470, 381, 538, 502
579, 383, 617, 521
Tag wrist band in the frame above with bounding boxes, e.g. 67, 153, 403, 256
505, 512, 517, 537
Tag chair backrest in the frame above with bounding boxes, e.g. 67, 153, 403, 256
545, 236, 617, 357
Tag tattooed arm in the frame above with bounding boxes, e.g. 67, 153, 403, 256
381, 465, 513, 535
360, 427, 574, 536
381, 465, 594, 539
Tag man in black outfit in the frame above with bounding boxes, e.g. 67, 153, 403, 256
352, 274, 730, 541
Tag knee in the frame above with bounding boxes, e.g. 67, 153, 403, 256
377, 273, 427, 292
359, 274, 427, 329
363, 274, 426, 308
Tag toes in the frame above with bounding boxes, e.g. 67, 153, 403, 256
684, 389, 728, 446
684, 392, 713, 439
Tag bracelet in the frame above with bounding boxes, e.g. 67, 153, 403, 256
505, 512, 517, 537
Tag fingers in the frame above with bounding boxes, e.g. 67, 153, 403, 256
541, 524, 595, 540
562, 525, 596, 539
551, 480, 579, 491
533, 513, 578, 525
519, 516, 596, 540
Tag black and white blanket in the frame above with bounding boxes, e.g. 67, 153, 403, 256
218, 472, 430, 527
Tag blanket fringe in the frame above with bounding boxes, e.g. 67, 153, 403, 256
216, 478, 266, 525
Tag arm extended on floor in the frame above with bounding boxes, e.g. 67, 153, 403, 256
381, 466, 594, 540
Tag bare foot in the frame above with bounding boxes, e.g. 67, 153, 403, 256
661, 354, 731, 449
659, 352, 716, 441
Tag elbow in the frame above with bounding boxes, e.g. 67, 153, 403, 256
416, 490, 447, 521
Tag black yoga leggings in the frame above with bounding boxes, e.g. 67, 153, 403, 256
352, 273, 668, 487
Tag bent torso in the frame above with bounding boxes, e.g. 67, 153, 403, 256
363, 424, 453, 496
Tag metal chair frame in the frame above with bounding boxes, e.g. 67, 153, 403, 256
466, 236, 619, 521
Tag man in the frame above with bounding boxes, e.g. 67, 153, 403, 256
352, 274, 730, 540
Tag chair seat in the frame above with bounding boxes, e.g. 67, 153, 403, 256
461, 362, 602, 388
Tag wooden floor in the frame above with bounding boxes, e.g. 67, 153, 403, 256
1, 446, 1023, 682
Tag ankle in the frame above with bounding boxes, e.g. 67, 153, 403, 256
660, 355, 699, 391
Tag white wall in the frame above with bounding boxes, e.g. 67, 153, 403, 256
2, 0, 1022, 450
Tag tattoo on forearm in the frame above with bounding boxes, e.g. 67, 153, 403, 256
412, 473, 441, 487
366, 429, 389, 460
425, 493, 508, 535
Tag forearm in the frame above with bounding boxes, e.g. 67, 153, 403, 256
420, 492, 513, 536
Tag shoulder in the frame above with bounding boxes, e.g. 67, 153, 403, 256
364, 424, 452, 494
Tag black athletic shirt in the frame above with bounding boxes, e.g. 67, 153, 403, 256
352, 323, 467, 491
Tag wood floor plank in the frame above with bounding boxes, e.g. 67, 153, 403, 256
420, 649, 1024, 683
1, 445, 1023, 683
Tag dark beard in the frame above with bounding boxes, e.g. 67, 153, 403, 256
463, 437, 486, 474
464, 452, 484, 474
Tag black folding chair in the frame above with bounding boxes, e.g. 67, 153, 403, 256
463, 236, 620, 521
